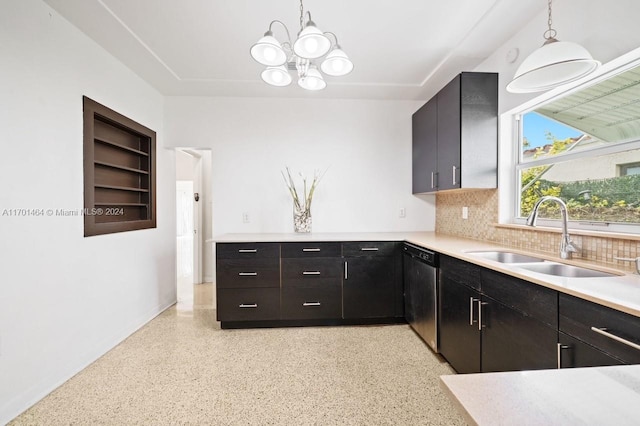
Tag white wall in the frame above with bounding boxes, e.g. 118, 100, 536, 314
0, 1, 175, 423
164, 97, 435, 235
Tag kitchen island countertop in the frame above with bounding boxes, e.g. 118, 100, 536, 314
440, 365, 640, 426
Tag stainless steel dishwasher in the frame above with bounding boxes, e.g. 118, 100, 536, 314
403, 243, 439, 352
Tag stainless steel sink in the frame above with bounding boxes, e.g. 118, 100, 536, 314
516, 262, 619, 278
466, 251, 545, 263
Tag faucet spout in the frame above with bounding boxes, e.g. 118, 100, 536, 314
526, 196, 577, 260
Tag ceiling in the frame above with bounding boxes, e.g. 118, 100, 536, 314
44, 0, 544, 100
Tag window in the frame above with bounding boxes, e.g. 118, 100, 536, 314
83, 97, 156, 236
515, 62, 640, 231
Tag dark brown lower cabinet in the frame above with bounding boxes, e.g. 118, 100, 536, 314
343, 256, 396, 319
281, 286, 342, 320
216, 288, 280, 321
439, 255, 557, 374
439, 275, 481, 373
558, 332, 624, 368
481, 296, 556, 372
559, 293, 640, 366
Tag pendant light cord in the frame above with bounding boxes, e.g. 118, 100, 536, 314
544, 0, 557, 41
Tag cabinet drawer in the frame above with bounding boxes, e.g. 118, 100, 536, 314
217, 288, 280, 321
281, 242, 341, 258
217, 258, 280, 289
281, 287, 342, 320
481, 268, 557, 328
216, 242, 279, 259
282, 258, 343, 286
342, 241, 399, 257
559, 293, 640, 364
439, 255, 481, 291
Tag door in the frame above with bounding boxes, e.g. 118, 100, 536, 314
344, 256, 395, 319
558, 332, 625, 368
436, 75, 461, 191
481, 296, 557, 372
439, 275, 481, 373
412, 97, 438, 193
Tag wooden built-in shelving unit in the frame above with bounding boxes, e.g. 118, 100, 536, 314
83, 97, 156, 236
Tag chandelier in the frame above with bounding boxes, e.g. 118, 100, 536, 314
250, 0, 353, 91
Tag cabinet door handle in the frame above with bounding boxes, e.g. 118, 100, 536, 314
344, 261, 348, 280
303, 271, 321, 275
238, 272, 258, 276
431, 172, 435, 189
469, 297, 479, 325
557, 343, 570, 369
591, 327, 640, 351
239, 303, 258, 308
303, 302, 321, 307
360, 247, 379, 251
452, 165, 458, 186
302, 248, 321, 252
477, 300, 488, 331
238, 249, 257, 253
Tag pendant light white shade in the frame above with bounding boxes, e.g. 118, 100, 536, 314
250, 33, 287, 66
261, 65, 292, 87
293, 23, 331, 59
298, 66, 326, 90
320, 48, 353, 76
507, 39, 600, 93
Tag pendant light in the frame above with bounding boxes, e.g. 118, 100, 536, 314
507, 0, 600, 93
249, 0, 353, 90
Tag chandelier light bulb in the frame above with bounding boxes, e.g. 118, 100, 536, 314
320, 47, 353, 77
293, 22, 331, 59
250, 32, 287, 66
298, 66, 326, 91
261, 65, 292, 87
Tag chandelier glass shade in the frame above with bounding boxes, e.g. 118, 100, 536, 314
250, 1, 353, 90
506, 0, 599, 93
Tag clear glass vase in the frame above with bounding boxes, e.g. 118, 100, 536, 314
293, 206, 312, 233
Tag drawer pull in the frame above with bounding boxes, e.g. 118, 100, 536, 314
303, 271, 321, 275
591, 327, 640, 351
239, 303, 258, 308
238, 272, 258, 276
302, 248, 321, 252
238, 249, 258, 253
360, 247, 379, 251
303, 302, 321, 307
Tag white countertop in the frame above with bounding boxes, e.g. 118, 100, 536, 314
212, 231, 640, 317
440, 365, 640, 426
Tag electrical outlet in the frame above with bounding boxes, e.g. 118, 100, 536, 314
242, 212, 250, 223
462, 206, 469, 220
399, 208, 406, 218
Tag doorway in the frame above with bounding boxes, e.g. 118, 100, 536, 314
175, 148, 213, 310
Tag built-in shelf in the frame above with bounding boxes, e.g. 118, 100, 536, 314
95, 202, 148, 207
95, 137, 149, 156
84, 96, 156, 236
95, 160, 149, 175
94, 184, 149, 193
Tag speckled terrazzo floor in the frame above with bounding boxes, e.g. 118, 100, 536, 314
11, 284, 465, 425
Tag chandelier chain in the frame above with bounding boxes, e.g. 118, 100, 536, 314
544, 0, 557, 40
299, 0, 304, 32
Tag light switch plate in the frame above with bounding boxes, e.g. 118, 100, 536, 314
462, 206, 469, 219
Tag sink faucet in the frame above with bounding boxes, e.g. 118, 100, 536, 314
526, 196, 578, 260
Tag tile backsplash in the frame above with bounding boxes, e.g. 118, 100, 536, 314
435, 189, 639, 273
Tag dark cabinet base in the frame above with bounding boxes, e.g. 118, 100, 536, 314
220, 317, 406, 330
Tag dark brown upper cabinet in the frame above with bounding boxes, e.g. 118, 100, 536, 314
83, 97, 156, 236
412, 72, 498, 194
